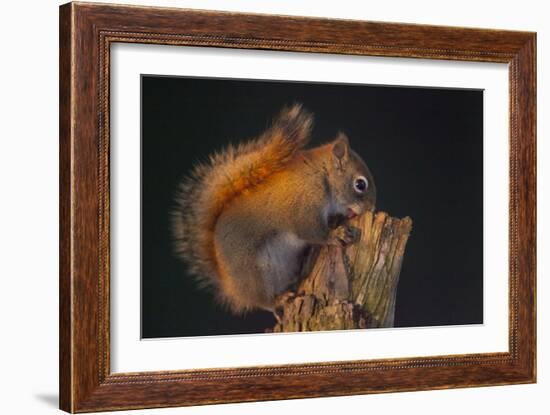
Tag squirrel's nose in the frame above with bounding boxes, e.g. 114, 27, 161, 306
346, 207, 359, 219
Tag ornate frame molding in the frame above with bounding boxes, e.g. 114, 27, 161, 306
60, 2, 536, 412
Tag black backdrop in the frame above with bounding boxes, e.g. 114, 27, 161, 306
141, 75, 483, 338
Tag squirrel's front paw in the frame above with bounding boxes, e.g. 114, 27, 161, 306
332, 225, 361, 246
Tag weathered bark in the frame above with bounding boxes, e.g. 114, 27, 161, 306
272, 211, 412, 333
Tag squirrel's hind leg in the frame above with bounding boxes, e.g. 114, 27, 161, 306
214, 247, 271, 313
214, 218, 308, 313
213, 226, 275, 313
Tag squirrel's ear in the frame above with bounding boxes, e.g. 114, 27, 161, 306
332, 132, 350, 166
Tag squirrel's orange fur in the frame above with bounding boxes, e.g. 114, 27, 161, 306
172, 104, 376, 313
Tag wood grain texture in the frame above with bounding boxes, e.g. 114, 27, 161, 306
273, 212, 412, 333
59, 2, 537, 412
59, 4, 73, 411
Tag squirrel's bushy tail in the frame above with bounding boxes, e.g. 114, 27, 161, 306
172, 104, 313, 290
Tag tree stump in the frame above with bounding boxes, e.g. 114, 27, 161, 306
272, 211, 413, 333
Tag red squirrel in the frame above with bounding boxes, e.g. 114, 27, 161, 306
172, 104, 376, 314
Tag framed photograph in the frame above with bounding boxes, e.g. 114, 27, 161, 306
59, 2, 536, 412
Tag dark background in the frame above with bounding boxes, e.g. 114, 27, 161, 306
141, 75, 483, 338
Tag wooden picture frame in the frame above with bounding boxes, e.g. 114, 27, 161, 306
59, 2, 536, 412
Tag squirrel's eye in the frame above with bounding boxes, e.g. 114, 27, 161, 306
354, 176, 368, 194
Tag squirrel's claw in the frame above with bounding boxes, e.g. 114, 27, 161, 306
332, 225, 361, 247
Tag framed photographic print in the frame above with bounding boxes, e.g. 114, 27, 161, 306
59, 2, 536, 412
